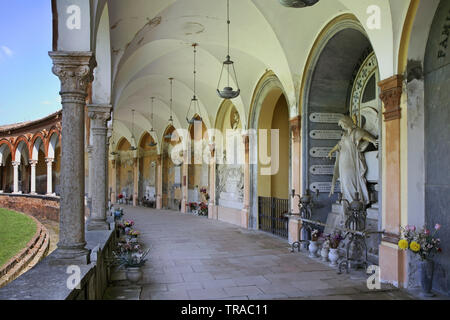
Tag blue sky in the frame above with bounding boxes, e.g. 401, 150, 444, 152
0, 0, 60, 126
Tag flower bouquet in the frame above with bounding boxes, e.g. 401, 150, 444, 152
398, 224, 442, 261
329, 231, 343, 249
398, 224, 442, 296
199, 202, 208, 216
127, 229, 141, 238
311, 229, 320, 241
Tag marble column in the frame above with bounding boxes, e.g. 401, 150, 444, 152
241, 134, 250, 229
156, 155, 162, 209
49, 51, 96, 264
133, 157, 138, 206
29, 160, 38, 195
208, 144, 217, 220
87, 105, 111, 230
12, 161, 20, 194
45, 158, 54, 195
290, 116, 302, 215
378, 74, 406, 287
111, 159, 117, 204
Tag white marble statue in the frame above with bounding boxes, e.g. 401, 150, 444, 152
328, 115, 378, 204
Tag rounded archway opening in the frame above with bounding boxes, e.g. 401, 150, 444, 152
303, 23, 382, 263
138, 132, 158, 204
187, 116, 209, 204
161, 125, 182, 211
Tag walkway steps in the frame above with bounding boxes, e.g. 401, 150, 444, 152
0, 216, 50, 288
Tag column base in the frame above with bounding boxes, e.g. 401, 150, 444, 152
288, 215, 302, 245
12, 191, 23, 195
240, 208, 249, 229
49, 247, 91, 265
87, 219, 110, 231
156, 195, 162, 209
379, 241, 407, 288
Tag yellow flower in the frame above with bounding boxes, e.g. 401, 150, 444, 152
398, 239, 408, 250
410, 241, 421, 252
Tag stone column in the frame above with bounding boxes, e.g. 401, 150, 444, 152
181, 151, 188, 213
241, 134, 250, 229
111, 159, 117, 204
49, 51, 96, 264
45, 158, 54, 195
290, 116, 302, 215
87, 145, 94, 203
12, 161, 20, 194
133, 157, 138, 206
87, 105, 111, 230
156, 155, 163, 209
208, 144, 217, 220
29, 160, 38, 195
378, 74, 406, 287
0, 165, 3, 193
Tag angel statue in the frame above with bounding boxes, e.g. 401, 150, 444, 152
328, 115, 378, 204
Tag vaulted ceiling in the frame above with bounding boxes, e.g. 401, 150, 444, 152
86, 0, 411, 148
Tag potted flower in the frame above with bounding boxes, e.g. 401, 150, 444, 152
199, 202, 208, 216
127, 229, 141, 242
398, 224, 442, 297
114, 249, 150, 285
320, 235, 330, 262
309, 229, 320, 258
328, 231, 343, 266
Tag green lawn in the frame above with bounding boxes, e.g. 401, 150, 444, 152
0, 208, 37, 268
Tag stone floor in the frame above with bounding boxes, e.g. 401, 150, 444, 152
104, 206, 420, 300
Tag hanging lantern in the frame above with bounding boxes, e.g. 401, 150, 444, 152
164, 78, 175, 140
129, 109, 137, 151
278, 0, 320, 8
216, 0, 240, 99
149, 97, 158, 147
110, 118, 118, 156
186, 43, 203, 125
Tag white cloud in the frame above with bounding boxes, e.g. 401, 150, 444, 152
1, 46, 13, 57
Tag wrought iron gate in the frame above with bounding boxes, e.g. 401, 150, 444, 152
258, 197, 289, 239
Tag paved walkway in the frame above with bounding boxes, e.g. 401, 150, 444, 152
104, 206, 416, 300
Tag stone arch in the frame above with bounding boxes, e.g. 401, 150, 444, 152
248, 71, 290, 230
0, 140, 13, 165
14, 137, 31, 163
47, 132, 60, 159
299, 14, 382, 262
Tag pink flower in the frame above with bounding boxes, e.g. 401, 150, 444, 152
411, 225, 416, 232
424, 229, 430, 235
435, 224, 441, 230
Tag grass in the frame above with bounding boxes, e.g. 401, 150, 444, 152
0, 208, 37, 268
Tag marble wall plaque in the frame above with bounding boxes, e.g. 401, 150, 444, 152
309, 113, 343, 123
310, 147, 335, 158
310, 130, 342, 140
310, 182, 340, 193
310, 165, 334, 175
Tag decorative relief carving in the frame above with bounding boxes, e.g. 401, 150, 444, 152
378, 75, 403, 121
49, 52, 96, 97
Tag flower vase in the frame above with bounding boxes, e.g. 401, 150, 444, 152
320, 247, 329, 262
126, 267, 143, 285
328, 248, 340, 266
419, 260, 435, 297
308, 240, 319, 258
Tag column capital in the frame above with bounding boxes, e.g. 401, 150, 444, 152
378, 74, 404, 122
45, 157, 55, 164
289, 115, 302, 142
209, 143, 216, 157
49, 51, 96, 99
29, 160, 38, 166
11, 161, 20, 167
87, 104, 112, 129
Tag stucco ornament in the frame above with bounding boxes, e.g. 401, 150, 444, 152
328, 116, 378, 204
